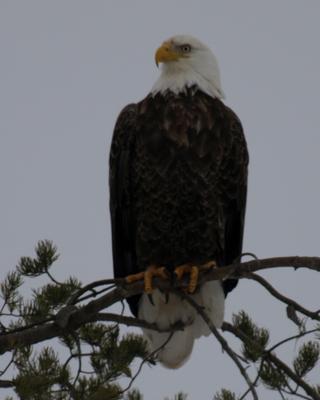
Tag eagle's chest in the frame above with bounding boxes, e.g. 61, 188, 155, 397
128, 97, 230, 267
131, 127, 223, 266
132, 137, 222, 268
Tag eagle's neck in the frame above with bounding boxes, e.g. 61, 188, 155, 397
151, 62, 225, 99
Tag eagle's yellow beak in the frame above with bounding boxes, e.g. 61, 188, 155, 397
155, 41, 180, 67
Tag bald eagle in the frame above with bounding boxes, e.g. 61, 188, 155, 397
109, 35, 248, 368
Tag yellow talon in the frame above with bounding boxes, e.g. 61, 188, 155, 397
174, 264, 189, 281
126, 261, 217, 295
189, 266, 199, 293
125, 265, 169, 294
200, 260, 217, 271
125, 271, 145, 284
174, 263, 198, 293
174, 260, 217, 293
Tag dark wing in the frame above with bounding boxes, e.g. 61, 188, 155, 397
219, 107, 249, 295
109, 104, 140, 315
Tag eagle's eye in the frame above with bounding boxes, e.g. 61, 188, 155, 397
180, 44, 191, 53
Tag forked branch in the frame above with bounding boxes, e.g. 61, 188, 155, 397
1, 256, 320, 355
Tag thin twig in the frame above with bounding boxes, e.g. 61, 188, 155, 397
246, 272, 320, 321
180, 293, 259, 400
45, 268, 63, 286
67, 279, 119, 305
74, 285, 117, 305
268, 328, 319, 353
93, 312, 187, 333
0, 350, 15, 376
282, 388, 311, 400
115, 332, 175, 399
72, 334, 82, 386
276, 387, 287, 400
239, 359, 265, 400
0, 300, 8, 315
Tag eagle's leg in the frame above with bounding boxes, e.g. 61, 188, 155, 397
174, 261, 217, 293
125, 265, 169, 294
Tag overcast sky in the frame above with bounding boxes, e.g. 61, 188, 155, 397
1, 1, 320, 399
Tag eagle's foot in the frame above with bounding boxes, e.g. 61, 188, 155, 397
144, 265, 169, 293
125, 271, 145, 284
174, 260, 217, 294
174, 264, 199, 294
200, 260, 217, 271
125, 265, 169, 294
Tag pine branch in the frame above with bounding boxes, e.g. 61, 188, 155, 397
222, 322, 320, 400
1, 256, 320, 355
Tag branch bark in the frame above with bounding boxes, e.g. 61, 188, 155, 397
1, 256, 320, 355
0, 380, 14, 388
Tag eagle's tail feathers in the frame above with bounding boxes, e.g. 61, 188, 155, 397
138, 281, 225, 368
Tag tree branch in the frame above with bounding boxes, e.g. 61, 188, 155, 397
0, 380, 14, 388
1, 256, 320, 356
246, 272, 320, 321
93, 312, 187, 333
179, 292, 259, 400
222, 322, 320, 400
115, 332, 174, 399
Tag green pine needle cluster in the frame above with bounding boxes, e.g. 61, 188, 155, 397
293, 341, 320, 378
0, 271, 23, 314
213, 389, 237, 400
260, 363, 287, 390
164, 393, 188, 400
232, 311, 269, 362
17, 240, 59, 277
14, 347, 69, 399
87, 325, 150, 380
123, 389, 144, 400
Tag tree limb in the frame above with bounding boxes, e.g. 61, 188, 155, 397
245, 272, 320, 321
93, 312, 187, 332
1, 256, 320, 355
0, 380, 14, 388
222, 322, 320, 400
180, 292, 259, 400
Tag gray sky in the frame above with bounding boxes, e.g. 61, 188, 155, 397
1, 1, 320, 398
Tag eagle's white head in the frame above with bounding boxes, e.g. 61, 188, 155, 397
152, 34, 225, 99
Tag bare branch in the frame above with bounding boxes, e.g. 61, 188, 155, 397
0, 380, 14, 388
268, 328, 320, 354
67, 279, 118, 305
246, 272, 320, 322
180, 293, 259, 400
115, 332, 175, 399
94, 312, 187, 333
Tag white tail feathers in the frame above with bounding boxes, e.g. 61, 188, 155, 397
138, 281, 225, 369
